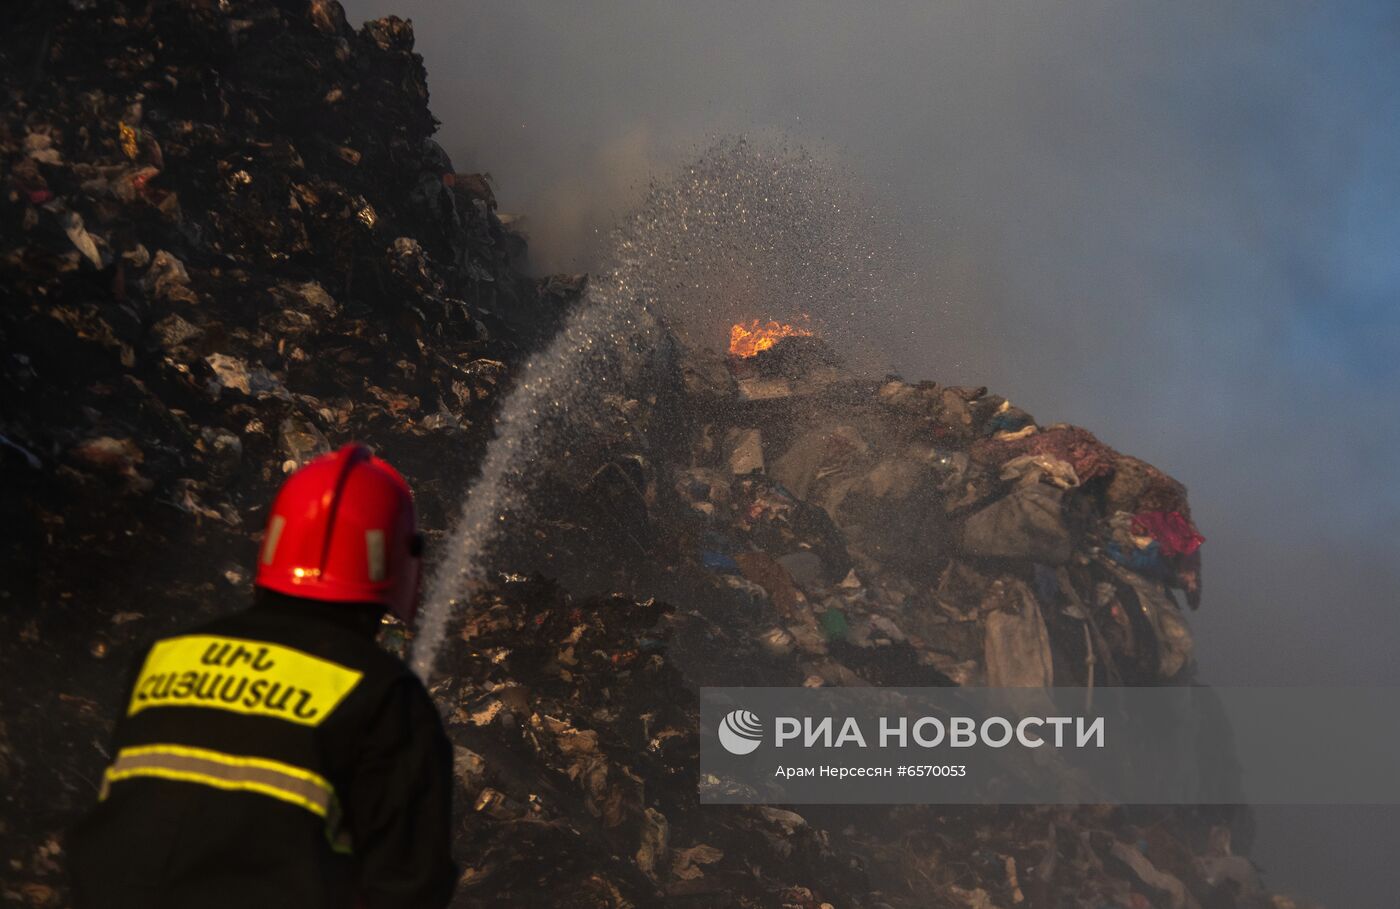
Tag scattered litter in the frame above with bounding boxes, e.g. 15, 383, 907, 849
62, 211, 103, 268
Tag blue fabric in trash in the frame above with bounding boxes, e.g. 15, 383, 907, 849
1033, 564, 1060, 603
1105, 540, 1166, 576
987, 411, 1032, 433
701, 550, 740, 573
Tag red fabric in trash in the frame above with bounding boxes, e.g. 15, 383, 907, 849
971, 426, 1118, 482
1132, 510, 1205, 557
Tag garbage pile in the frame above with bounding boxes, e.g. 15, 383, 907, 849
0, 0, 573, 527
0, 0, 574, 900
431, 576, 870, 907
666, 335, 1205, 692
430, 334, 1313, 909
428, 563, 1268, 909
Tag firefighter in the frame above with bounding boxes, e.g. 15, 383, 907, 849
69, 445, 455, 909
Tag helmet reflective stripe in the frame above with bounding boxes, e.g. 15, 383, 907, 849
365, 530, 386, 582
261, 514, 287, 566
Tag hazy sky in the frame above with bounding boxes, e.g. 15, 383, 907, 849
343, 2, 1400, 903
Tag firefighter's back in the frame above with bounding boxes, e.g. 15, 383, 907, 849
70, 597, 416, 909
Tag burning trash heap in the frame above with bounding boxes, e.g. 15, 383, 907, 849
0, 0, 1311, 906
428, 329, 1281, 908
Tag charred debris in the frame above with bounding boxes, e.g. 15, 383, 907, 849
1, 1, 1311, 907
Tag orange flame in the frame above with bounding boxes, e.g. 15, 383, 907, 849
728, 319, 814, 358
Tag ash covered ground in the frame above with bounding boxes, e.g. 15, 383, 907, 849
0, 1, 1318, 907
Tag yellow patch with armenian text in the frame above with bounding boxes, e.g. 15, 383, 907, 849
128, 634, 363, 727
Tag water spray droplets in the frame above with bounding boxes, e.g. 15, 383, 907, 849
411, 138, 913, 678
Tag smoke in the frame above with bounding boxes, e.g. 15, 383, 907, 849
338, 0, 1400, 673
506, 123, 669, 272
344, 2, 1400, 904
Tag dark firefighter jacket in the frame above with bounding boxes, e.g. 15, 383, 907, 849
68, 593, 455, 909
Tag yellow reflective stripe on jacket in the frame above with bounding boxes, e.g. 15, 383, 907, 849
128, 634, 363, 727
101, 744, 335, 818
100, 744, 354, 853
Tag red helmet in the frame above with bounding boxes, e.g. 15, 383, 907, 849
254, 444, 423, 623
